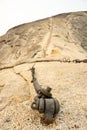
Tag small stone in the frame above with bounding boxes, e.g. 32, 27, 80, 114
5, 118, 11, 123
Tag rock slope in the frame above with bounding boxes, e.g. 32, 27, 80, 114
0, 11, 87, 130
0, 11, 87, 69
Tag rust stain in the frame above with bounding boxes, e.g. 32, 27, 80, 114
51, 49, 60, 55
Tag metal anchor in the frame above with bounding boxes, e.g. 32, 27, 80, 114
30, 66, 60, 122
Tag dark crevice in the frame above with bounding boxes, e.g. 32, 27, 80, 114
31, 50, 41, 58
0, 59, 87, 71
30, 59, 87, 63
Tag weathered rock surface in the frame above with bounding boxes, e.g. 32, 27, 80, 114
0, 11, 87, 69
0, 11, 87, 130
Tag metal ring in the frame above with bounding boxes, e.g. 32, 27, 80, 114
53, 98, 60, 116
39, 98, 45, 113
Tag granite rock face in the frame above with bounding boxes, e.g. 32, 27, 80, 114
0, 11, 87, 69
0, 11, 87, 130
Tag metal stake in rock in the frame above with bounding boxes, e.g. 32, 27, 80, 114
30, 66, 60, 122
